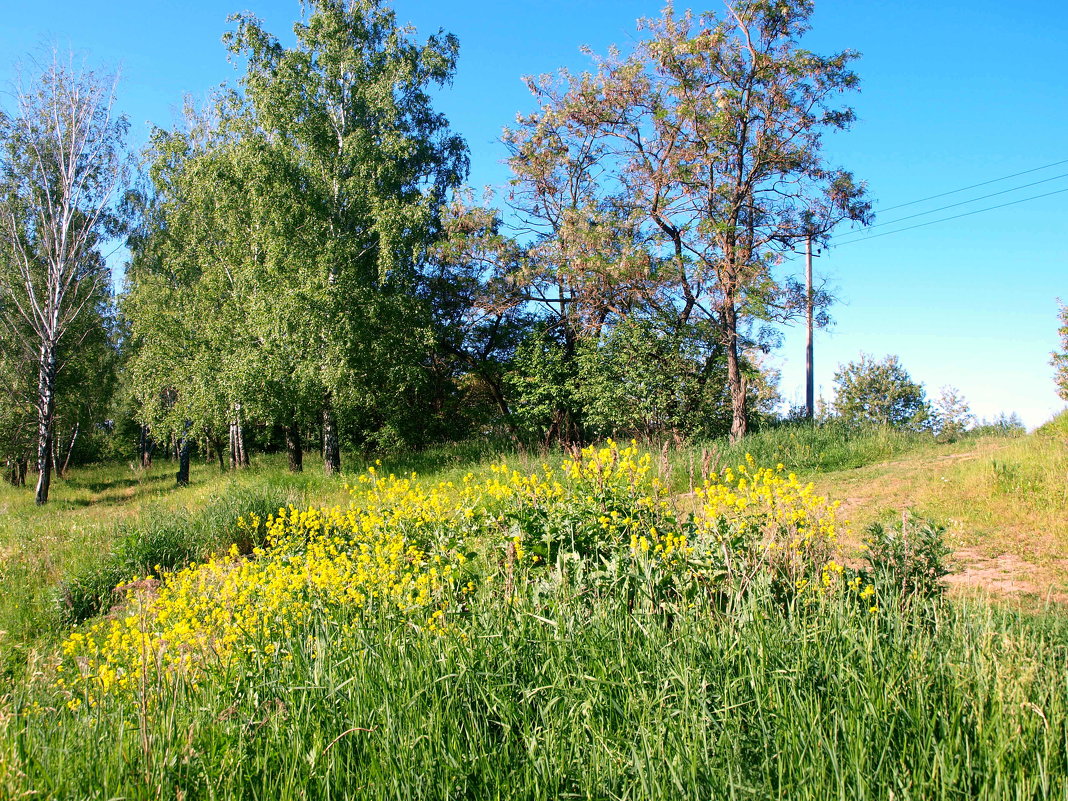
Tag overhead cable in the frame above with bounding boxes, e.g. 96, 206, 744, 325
834, 186, 1068, 247
875, 157, 1068, 214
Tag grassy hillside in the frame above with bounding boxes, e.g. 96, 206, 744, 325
1, 421, 1066, 799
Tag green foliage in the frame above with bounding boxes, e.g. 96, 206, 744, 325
57, 481, 304, 626
1036, 409, 1068, 437
507, 318, 781, 445
972, 412, 1026, 437
574, 317, 721, 440
865, 512, 952, 603
833, 353, 931, 430
1053, 300, 1068, 401
125, 0, 468, 462
932, 385, 974, 440
504, 0, 871, 440
506, 325, 581, 444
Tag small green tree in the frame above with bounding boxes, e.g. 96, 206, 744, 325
932, 385, 973, 440
1053, 300, 1068, 402
833, 354, 930, 430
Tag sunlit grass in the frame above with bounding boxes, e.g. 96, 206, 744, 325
1, 423, 1066, 798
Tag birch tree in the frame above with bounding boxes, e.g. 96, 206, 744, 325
224, 0, 467, 468
0, 54, 129, 503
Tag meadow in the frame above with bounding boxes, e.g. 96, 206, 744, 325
0, 419, 1066, 799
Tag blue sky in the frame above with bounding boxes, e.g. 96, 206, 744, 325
3, 0, 1066, 427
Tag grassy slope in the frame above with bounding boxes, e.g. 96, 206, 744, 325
3, 419, 1065, 657
0, 439, 537, 666
1, 424, 1067, 799
807, 418, 1068, 602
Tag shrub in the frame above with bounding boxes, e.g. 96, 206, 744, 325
972, 411, 1026, 437
1052, 300, 1068, 401
832, 353, 930, 430
932, 385, 973, 440
864, 511, 951, 603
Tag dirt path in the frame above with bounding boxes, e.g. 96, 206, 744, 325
811, 439, 1068, 606
945, 548, 1068, 604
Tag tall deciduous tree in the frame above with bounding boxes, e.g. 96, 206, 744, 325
0, 53, 129, 503
224, 0, 467, 470
127, 0, 468, 473
508, 0, 870, 441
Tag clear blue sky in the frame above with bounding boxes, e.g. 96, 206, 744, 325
3, 0, 1065, 428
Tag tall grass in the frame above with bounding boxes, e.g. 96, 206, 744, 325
4, 587, 1066, 800
2, 429, 1068, 798
652, 421, 940, 496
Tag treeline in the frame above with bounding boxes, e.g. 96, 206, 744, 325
1, 0, 875, 502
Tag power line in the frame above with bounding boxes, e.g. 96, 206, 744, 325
867, 171, 1068, 231
875, 157, 1068, 213
833, 186, 1068, 247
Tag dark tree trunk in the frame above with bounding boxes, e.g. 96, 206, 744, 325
286, 422, 303, 473
723, 301, 748, 443
208, 432, 225, 471
322, 396, 340, 476
34, 340, 57, 505
139, 425, 153, 469
16, 458, 27, 487
176, 423, 191, 487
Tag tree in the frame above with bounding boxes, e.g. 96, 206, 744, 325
0, 53, 129, 504
932, 385, 973, 440
127, 0, 468, 473
506, 0, 870, 442
125, 106, 299, 479
225, 0, 467, 467
1053, 300, 1068, 402
425, 197, 533, 439
832, 354, 930, 430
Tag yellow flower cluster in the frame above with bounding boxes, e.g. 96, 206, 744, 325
694, 454, 841, 563
59, 486, 472, 708
57, 442, 868, 708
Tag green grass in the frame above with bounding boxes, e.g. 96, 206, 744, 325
2, 423, 1067, 799
649, 421, 946, 498
4, 587, 1067, 800
807, 414, 1068, 568
0, 443, 536, 685
0, 455, 349, 683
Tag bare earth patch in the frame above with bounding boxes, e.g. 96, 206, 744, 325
946, 549, 1068, 604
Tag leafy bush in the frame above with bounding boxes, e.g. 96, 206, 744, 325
932, 385, 974, 440
832, 353, 931, 430
972, 411, 1026, 437
865, 512, 951, 603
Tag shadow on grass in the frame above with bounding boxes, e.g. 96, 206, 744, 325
58, 469, 186, 507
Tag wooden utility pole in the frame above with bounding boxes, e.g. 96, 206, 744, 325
805, 235, 814, 420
